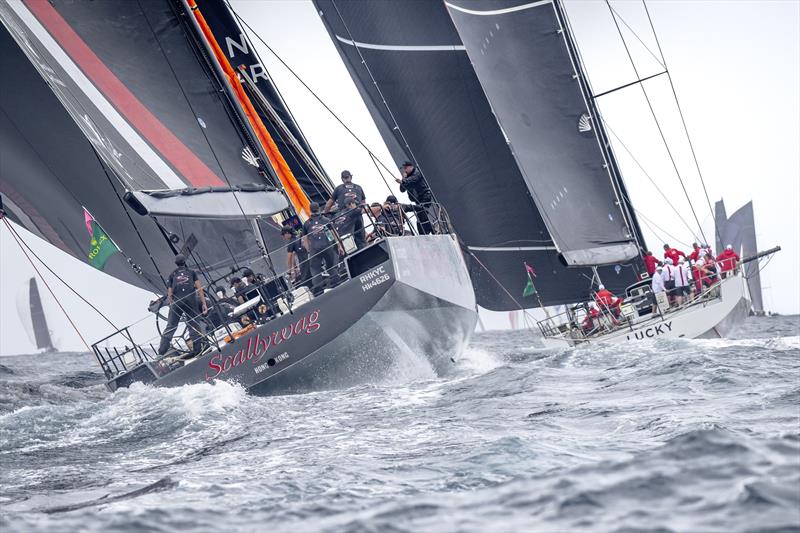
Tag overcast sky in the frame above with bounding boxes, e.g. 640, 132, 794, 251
1, 0, 797, 354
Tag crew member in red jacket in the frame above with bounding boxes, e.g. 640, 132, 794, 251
688, 242, 703, 262
663, 243, 686, 266
595, 285, 622, 319
643, 251, 660, 277
716, 245, 740, 277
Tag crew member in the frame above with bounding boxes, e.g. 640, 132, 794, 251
325, 170, 366, 247
582, 305, 600, 333
643, 251, 660, 277
377, 195, 408, 236
650, 264, 666, 314
662, 257, 677, 305
703, 253, 720, 285
674, 257, 692, 306
332, 197, 364, 244
716, 245, 740, 277
230, 276, 247, 304
688, 242, 703, 262
692, 259, 707, 294
594, 284, 622, 318
282, 226, 311, 289
158, 254, 207, 356
663, 244, 686, 266
395, 161, 433, 234
303, 202, 341, 296
207, 286, 236, 328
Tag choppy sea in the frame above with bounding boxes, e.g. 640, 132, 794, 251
1, 315, 798, 532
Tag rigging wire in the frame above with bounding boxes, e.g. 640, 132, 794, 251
604, 0, 709, 246
223, 0, 400, 196
328, 0, 441, 204
640, 0, 721, 244
2, 217, 120, 332
602, 120, 701, 242
88, 145, 168, 288
4, 217, 95, 351
605, 3, 665, 70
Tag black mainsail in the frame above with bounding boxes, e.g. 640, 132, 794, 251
0, 0, 291, 290
715, 200, 763, 313
313, 0, 642, 310
445, 0, 641, 266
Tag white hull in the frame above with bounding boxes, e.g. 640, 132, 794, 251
543, 271, 751, 348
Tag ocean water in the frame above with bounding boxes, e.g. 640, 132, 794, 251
1, 316, 798, 532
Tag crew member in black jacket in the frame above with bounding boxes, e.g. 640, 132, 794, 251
396, 161, 433, 234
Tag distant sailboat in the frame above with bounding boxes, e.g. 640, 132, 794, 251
715, 200, 764, 315
15, 277, 56, 353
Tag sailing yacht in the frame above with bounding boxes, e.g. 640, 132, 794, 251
312, 0, 778, 345
15, 277, 56, 354
0, 0, 477, 394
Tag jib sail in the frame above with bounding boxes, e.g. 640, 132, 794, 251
313, 0, 640, 310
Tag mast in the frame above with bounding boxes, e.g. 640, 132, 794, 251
182, 0, 310, 218
553, 0, 646, 257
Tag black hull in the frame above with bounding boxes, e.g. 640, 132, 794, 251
106, 235, 477, 396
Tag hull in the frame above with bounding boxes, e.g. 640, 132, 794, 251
545, 272, 751, 347
105, 235, 477, 395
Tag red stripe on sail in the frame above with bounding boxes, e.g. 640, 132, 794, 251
24, 0, 223, 188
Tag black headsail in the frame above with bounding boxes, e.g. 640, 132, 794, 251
313, 0, 641, 310
0, 0, 289, 290
445, 0, 642, 267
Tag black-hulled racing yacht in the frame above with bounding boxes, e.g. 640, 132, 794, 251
0, 0, 476, 395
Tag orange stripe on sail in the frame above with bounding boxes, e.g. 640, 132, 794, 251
187, 0, 310, 218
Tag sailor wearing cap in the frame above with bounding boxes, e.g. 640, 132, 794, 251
325, 170, 366, 214
158, 253, 207, 356
324, 170, 366, 247
715, 244, 740, 277
395, 161, 433, 234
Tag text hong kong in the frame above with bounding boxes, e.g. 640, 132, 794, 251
206, 310, 320, 380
